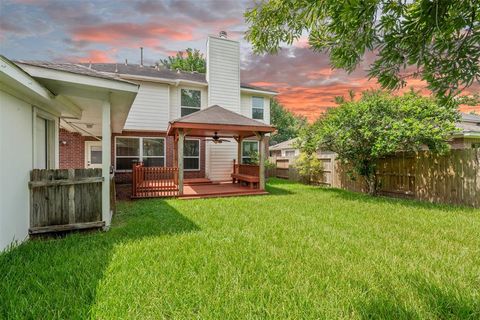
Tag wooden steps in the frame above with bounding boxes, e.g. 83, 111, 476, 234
184, 178, 216, 185
180, 190, 268, 200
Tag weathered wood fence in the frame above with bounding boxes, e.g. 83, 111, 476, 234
29, 169, 107, 234
272, 149, 480, 207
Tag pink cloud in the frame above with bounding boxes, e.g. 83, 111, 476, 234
71, 49, 116, 63
71, 22, 194, 48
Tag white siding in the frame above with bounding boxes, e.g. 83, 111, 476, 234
0, 90, 32, 251
124, 81, 170, 131
205, 36, 241, 180
240, 93, 271, 125
206, 140, 237, 181
169, 85, 208, 120
206, 36, 240, 112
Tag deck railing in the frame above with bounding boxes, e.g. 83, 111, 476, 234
131, 162, 179, 198
233, 160, 260, 176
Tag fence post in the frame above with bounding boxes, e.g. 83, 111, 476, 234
68, 169, 75, 224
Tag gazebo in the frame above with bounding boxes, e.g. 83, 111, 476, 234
131, 105, 276, 198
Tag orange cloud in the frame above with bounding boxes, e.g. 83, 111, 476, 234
75, 50, 115, 63
71, 22, 194, 48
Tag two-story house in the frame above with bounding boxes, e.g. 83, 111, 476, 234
52, 33, 276, 196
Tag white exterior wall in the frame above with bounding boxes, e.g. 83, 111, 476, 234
206, 36, 240, 111
0, 90, 33, 251
241, 93, 271, 125
169, 85, 208, 120
206, 36, 241, 181
124, 81, 170, 131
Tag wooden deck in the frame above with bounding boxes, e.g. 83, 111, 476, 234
180, 182, 268, 200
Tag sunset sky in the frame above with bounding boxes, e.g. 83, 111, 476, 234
1, 0, 478, 121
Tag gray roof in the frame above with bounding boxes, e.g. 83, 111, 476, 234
461, 112, 480, 123
86, 63, 277, 93
457, 113, 480, 135
14, 60, 134, 84
270, 138, 299, 151
170, 105, 274, 128
85, 63, 207, 83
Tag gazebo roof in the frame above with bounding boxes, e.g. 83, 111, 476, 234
167, 105, 275, 137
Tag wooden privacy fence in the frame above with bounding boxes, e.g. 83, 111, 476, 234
272, 149, 480, 207
131, 162, 179, 198
29, 169, 106, 234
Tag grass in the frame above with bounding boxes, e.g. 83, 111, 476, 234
1, 178, 479, 319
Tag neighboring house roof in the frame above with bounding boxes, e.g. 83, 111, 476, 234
270, 138, 299, 151
14, 60, 136, 85
457, 113, 480, 137
84, 63, 277, 94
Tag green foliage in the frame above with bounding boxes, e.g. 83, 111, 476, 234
245, 1, 480, 99
295, 152, 324, 184
2, 180, 479, 319
159, 48, 206, 73
303, 91, 459, 194
270, 98, 307, 145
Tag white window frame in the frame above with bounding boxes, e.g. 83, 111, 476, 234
251, 96, 264, 120
114, 136, 166, 172
33, 107, 58, 169
242, 140, 259, 164
184, 138, 200, 171
284, 149, 296, 157
180, 88, 201, 117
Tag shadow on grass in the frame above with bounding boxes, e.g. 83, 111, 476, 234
0, 200, 199, 319
355, 296, 419, 320
406, 275, 479, 318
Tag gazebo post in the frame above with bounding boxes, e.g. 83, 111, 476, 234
177, 129, 184, 196
258, 133, 266, 190
237, 135, 243, 164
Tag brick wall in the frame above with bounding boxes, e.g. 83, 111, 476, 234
59, 129, 96, 169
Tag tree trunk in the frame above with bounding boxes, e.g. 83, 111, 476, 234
364, 174, 378, 196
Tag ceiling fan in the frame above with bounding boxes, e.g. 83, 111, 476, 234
206, 132, 230, 144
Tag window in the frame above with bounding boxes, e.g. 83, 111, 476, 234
115, 137, 165, 170
252, 96, 264, 120
34, 114, 55, 169
242, 140, 259, 164
181, 89, 201, 116
184, 139, 200, 170
285, 150, 296, 157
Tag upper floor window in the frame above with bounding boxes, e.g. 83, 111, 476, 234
252, 96, 264, 120
181, 89, 201, 117
115, 137, 165, 171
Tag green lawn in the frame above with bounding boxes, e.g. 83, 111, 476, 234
1, 179, 479, 319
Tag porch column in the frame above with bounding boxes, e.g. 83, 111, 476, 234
258, 133, 266, 190
237, 136, 243, 164
177, 129, 184, 196
101, 100, 111, 228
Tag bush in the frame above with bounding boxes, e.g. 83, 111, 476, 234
295, 152, 324, 184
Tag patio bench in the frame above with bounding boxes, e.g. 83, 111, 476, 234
231, 173, 259, 188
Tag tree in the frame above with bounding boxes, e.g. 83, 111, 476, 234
245, 1, 480, 100
159, 48, 206, 73
270, 98, 307, 145
295, 152, 324, 185
303, 90, 458, 195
